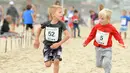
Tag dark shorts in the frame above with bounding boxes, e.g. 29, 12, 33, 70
26, 24, 33, 30
43, 45, 62, 62
73, 23, 79, 28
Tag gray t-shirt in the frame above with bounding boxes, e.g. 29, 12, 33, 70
6, 6, 19, 18
41, 21, 67, 46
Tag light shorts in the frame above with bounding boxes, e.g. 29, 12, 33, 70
120, 26, 128, 32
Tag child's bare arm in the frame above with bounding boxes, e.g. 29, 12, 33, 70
34, 27, 42, 49
59, 30, 70, 45
50, 30, 70, 49
35, 27, 42, 41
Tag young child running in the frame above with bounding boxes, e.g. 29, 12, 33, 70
72, 10, 81, 38
120, 10, 130, 39
83, 8, 125, 73
34, 5, 70, 73
23, 5, 35, 36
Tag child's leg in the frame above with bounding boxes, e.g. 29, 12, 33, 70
71, 28, 74, 38
43, 46, 53, 67
45, 61, 52, 67
119, 27, 122, 36
30, 25, 34, 35
124, 26, 128, 39
119, 32, 121, 35
77, 25, 81, 37
26, 25, 29, 31
124, 32, 127, 39
73, 26, 76, 38
52, 47, 62, 73
53, 59, 60, 73
102, 48, 112, 73
95, 48, 103, 67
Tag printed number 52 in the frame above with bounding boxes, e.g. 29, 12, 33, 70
48, 31, 55, 37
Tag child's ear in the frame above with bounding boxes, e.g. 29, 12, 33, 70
51, 14, 55, 19
52, 14, 54, 17
107, 16, 110, 20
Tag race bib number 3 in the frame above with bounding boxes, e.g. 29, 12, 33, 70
45, 27, 59, 42
95, 30, 109, 46
121, 18, 126, 26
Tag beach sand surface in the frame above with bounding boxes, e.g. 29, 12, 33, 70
0, 23, 130, 73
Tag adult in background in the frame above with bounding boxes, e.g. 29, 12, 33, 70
1, 15, 17, 34
31, 4, 37, 22
6, 1, 19, 29
98, 4, 104, 11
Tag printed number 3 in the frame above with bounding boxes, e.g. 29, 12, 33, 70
48, 31, 55, 37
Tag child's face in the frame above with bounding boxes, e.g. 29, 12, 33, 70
74, 13, 78, 16
69, 7, 74, 11
6, 16, 12, 23
99, 15, 109, 25
54, 8, 63, 20
122, 11, 126, 16
90, 12, 95, 15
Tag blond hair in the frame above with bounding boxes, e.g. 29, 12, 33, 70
99, 8, 112, 19
122, 9, 127, 14
48, 5, 62, 20
98, 4, 104, 11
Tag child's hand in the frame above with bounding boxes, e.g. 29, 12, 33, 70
83, 43, 87, 47
50, 43, 61, 49
119, 44, 126, 49
34, 40, 40, 49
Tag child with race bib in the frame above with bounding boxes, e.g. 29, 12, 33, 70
72, 10, 81, 38
34, 5, 70, 73
83, 8, 125, 73
120, 10, 130, 39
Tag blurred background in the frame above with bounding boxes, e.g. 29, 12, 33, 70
0, 0, 130, 23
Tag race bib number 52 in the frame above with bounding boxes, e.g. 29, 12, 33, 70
45, 27, 59, 42
95, 30, 109, 46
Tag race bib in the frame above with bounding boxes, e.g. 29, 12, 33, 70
95, 30, 109, 46
121, 18, 126, 26
45, 27, 59, 42
68, 13, 73, 18
73, 19, 79, 23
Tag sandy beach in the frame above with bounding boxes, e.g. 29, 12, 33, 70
0, 23, 130, 73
